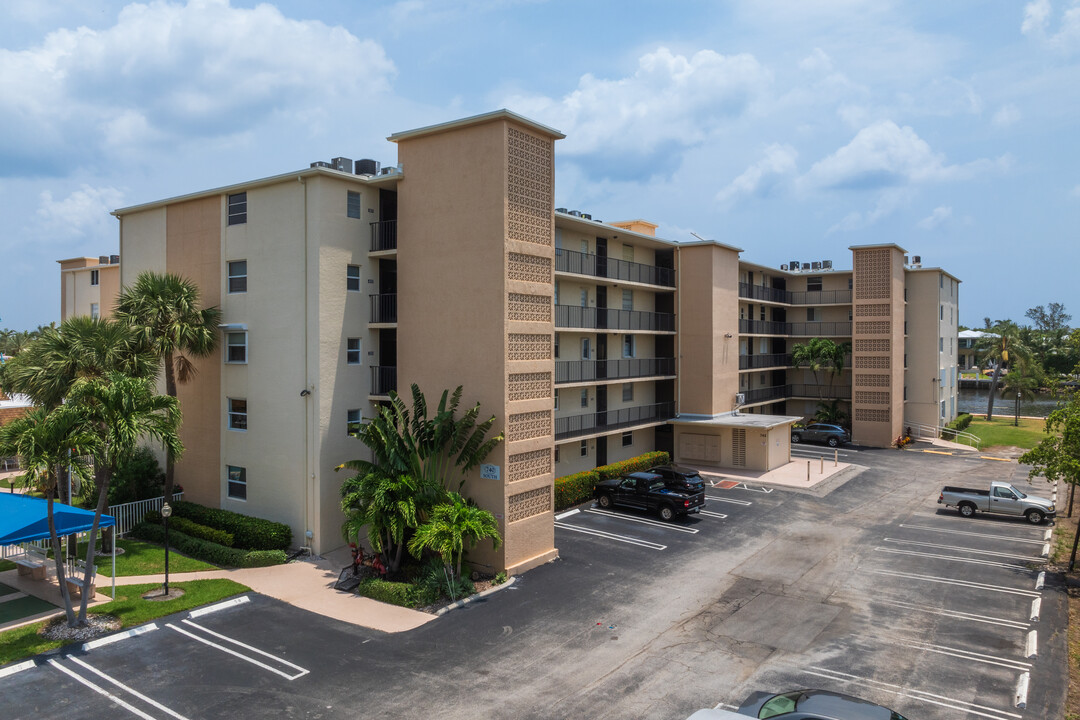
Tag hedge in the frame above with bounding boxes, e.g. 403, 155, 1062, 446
355, 578, 419, 608
169, 501, 291, 551
144, 511, 234, 547
553, 451, 670, 511
942, 413, 973, 439
131, 522, 288, 568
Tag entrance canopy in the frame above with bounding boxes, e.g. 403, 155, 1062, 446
0, 493, 115, 545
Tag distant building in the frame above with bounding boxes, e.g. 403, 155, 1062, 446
958, 329, 996, 371
58, 255, 121, 321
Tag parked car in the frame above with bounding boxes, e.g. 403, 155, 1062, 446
592, 471, 705, 521
791, 423, 850, 448
939, 481, 1055, 524
648, 464, 707, 493
738, 689, 909, 719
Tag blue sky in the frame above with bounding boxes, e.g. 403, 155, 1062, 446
1, 0, 1077, 331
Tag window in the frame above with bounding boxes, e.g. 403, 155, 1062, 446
581, 337, 590, 359
940, 305, 944, 320
939, 337, 944, 352
90, 303, 100, 320
347, 190, 362, 219
622, 244, 634, 262
806, 308, 817, 322
904, 385, 908, 400
228, 260, 247, 293
227, 192, 247, 225
580, 389, 588, 408
848, 309, 853, 321
90, 269, 99, 286
807, 276, 823, 292
227, 465, 247, 500
347, 265, 361, 292
580, 240, 588, 254
580, 288, 587, 307
622, 383, 633, 402
622, 335, 635, 358
759, 306, 765, 322
622, 431, 633, 447
622, 289, 633, 311
226, 332, 247, 364
555, 229, 563, 256
847, 278, 853, 290
580, 440, 588, 457
554, 332, 560, 358
347, 338, 361, 364
554, 445, 561, 463
940, 274, 944, 289
347, 409, 362, 437
554, 389, 560, 411
554, 280, 560, 305
228, 398, 247, 431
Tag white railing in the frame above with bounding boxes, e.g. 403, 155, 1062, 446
1, 539, 49, 560
107, 492, 184, 536
905, 420, 981, 449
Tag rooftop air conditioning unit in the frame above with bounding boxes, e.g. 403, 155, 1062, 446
110, 255, 120, 264
912, 255, 921, 266
310, 161, 332, 168
904, 255, 909, 265
790, 260, 800, 272
569, 210, 581, 217
98, 255, 109, 265
581, 213, 592, 220
555, 207, 568, 213
356, 159, 379, 175
802, 262, 811, 271
811, 261, 822, 270
331, 157, 353, 173
380, 166, 399, 176
780, 264, 788, 271
735, 393, 746, 405
822, 260, 833, 269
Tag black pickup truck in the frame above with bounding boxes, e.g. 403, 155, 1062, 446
593, 471, 706, 521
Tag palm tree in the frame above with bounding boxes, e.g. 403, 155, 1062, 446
976, 321, 1033, 420
0, 406, 96, 626
407, 492, 501, 582
813, 399, 849, 426
338, 471, 432, 575
791, 338, 830, 387
66, 372, 182, 623
114, 272, 220, 497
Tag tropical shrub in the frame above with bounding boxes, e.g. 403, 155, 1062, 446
131, 522, 286, 568
355, 577, 421, 608
144, 510, 234, 547
107, 447, 166, 505
553, 451, 671, 510
593, 451, 669, 481
170, 501, 291, 551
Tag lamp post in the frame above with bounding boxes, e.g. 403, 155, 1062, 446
1015, 392, 1021, 427
161, 501, 172, 596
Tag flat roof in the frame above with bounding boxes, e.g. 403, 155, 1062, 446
848, 242, 908, 253
669, 412, 802, 430
388, 109, 565, 143
906, 265, 962, 284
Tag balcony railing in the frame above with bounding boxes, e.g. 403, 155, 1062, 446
789, 383, 851, 400
555, 305, 675, 332
742, 385, 791, 404
370, 220, 397, 252
370, 366, 397, 396
739, 319, 851, 337
738, 283, 852, 305
369, 293, 397, 324
555, 401, 676, 441
555, 248, 675, 287
739, 353, 792, 370
555, 357, 676, 384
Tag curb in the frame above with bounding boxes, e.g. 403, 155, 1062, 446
435, 576, 517, 616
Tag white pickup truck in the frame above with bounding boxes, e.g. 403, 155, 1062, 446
938, 481, 1055, 524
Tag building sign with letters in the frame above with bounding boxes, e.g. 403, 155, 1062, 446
480, 464, 500, 481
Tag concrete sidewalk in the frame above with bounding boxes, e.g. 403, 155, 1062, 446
691, 455, 853, 489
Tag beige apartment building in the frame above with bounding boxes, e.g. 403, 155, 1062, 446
106, 109, 960, 572
58, 255, 121, 321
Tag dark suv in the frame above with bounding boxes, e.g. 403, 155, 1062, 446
648, 465, 707, 493
790, 423, 850, 448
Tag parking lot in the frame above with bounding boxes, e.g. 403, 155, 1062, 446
1, 446, 1068, 720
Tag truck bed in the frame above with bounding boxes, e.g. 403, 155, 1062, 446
941, 486, 989, 497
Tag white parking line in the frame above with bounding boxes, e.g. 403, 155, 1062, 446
188, 595, 249, 619
699, 510, 729, 519
805, 666, 1021, 720
873, 546, 1035, 570
166, 622, 309, 680
82, 623, 158, 651
869, 569, 1041, 597
584, 508, 700, 533
732, 482, 773, 493
67, 656, 192, 720
882, 537, 1046, 562
554, 509, 580, 520
48, 658, 178, 720
703, 495, 753, 506
898, 524, 1047, 545
900, 639, 1032, 671
554, 522, 667, 550
870, 597, 1030, 630
0, 659, 36, 679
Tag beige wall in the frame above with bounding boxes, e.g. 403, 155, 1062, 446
904, 269, 960, 430
59, 259, 120, 321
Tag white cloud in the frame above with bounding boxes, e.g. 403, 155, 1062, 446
801, 120, 968, 191
0, 0, 395, 174
992, 104, 1022, 127
917, 205, 953, 230
504, 47, 770, 159
1022, 0, 1052, 35
1022, 0, 1080, 51
36, 184, 125, 239
715, 144, 798, 208
799, 48, 834, 73
825, 186, 914, 234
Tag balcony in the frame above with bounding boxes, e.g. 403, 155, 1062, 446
555, 249, 675, 288
370, 220, 397, 252
738, 283, 852, 305
556, 305, 675, 332
789, 383, 851, 400
555, 357, 676, 384
739, 319, 851, 337
742, 385, 791, 404
739, 353, 792, 370
555, 401, 676, 441
370, 366, 397, 396
369, 294, 397, 324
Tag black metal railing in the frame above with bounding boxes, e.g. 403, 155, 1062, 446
369, 220, 397, 252
788, 383, 851, 400
555, 357, 676, 384
742, 386, 791, 404
739, 353, 792, 370
370, 366, 397, 396
555, 305, 675, 332
739, 319, 851, 336
369, 293, 397, 324
738, 283, 852, 305
554, 402, 676, 441
555, 248, 675, 287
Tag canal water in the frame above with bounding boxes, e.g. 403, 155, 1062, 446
958, 387, 1064, 418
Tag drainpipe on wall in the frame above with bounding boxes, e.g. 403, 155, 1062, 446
299, 176, 314, 554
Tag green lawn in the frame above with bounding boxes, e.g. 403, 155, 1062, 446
69, 538, 217, 577
0, 579, 250, 665
0, 560, 15, 572
966, 416, 1049, 451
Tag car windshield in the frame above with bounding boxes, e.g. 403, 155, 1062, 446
758, 693, 798, 718
1009, 485, 1027, 499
